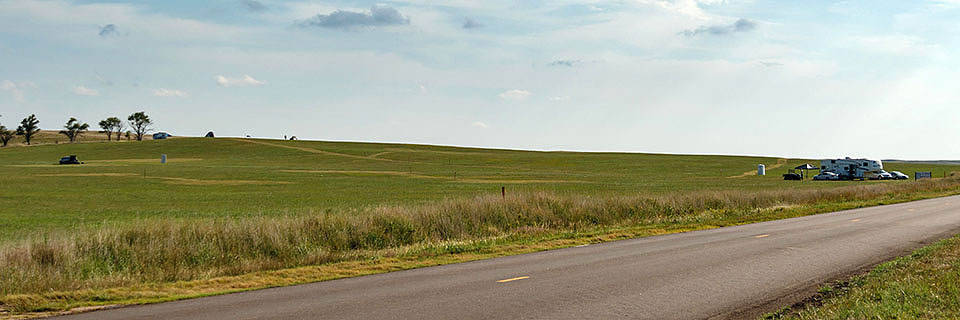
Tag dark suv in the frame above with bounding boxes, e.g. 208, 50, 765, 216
59, 155, 82, 165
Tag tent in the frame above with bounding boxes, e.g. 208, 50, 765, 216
794, 163, 819, 179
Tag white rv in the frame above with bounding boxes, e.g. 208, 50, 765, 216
820, 158, 883, 180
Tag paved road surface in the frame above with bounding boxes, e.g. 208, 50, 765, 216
58, 195, 960, 320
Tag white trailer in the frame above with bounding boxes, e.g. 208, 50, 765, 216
820, 157, 883, 180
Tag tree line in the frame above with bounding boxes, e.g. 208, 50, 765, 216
0, 112, 153, 147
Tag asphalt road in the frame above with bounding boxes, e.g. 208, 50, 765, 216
58, 195, 960, 320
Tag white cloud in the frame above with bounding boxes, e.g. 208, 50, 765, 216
152, 88, 188, 97
498, 89, 530, 100
216, 74, 266, 87
296, 5, 410, 29
641, 0, 725, 19
852, 35, 945, 59
549, 96, 571, 102
1, 80, 31, 102
471, 121, 488, 128
71, 85, 99, 96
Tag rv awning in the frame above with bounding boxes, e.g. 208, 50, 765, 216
795, 164, 818, 170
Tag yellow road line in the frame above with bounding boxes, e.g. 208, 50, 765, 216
851, 219, 861, 222
755, 234, 769, 238
497, 276, 529, 283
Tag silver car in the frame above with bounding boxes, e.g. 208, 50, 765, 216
889, 171, 910, 180
813, 171, 841, 180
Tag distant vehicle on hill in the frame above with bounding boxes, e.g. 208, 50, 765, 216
889, 171, 910, 180
813, 171, 840, 180
153, 132, 172, 140
871, 170, 893, 180
58, 155, 82, 165
782, 172, 802, 180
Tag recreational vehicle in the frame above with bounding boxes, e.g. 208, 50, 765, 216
820, 158, 883, 180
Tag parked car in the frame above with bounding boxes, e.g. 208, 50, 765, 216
59, 155, 82, 165
889, 171, 910, 180
869, 170, 893, 180
783, 172, 802, 180
813, 171, 841, 180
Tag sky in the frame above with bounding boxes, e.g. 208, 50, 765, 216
1, 0, 959, 160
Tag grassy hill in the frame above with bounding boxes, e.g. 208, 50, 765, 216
2, 137, 958, 242
3, 137, 960, 315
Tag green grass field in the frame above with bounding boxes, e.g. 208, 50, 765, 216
2, 136, 956, 242
3, 137, 960, 316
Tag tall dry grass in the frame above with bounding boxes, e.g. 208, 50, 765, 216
2, 177, 959, 297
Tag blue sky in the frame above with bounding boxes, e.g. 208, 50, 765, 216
1, 0, 958, 159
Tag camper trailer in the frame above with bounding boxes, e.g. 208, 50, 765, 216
820, 157, 883, 180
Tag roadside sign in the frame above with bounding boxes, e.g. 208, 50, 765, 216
915, 172, 932, 180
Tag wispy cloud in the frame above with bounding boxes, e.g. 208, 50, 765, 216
1, 80, 32, 102
152, 88, 188, 97
548, 59, 582, 67
242, 0, 266, 12
462, 17, 482, 29
71, 85, 99, 96
471, 121, 488, 128
644, 0, 722, 19
681, 18, 757, 37
98, 24, 117, 37
498, 89, 530, 100
216, 75, 266, 87
297, 5, 410, 29
95, 72, 114, 86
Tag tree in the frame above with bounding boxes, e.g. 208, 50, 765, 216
127, 111, 152, 141
98, 117, 122, 141
125, 130, 132, 140
115, 122, 126, 141
59, 117, 90, 143
15, 114, 40, 145
0, 125, 13, 147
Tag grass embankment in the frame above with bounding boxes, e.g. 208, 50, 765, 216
2, 176, 960, 315
767, 233, 960, 319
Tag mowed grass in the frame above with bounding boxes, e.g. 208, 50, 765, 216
769, 234, 960, 319
3, 137, 957, 242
